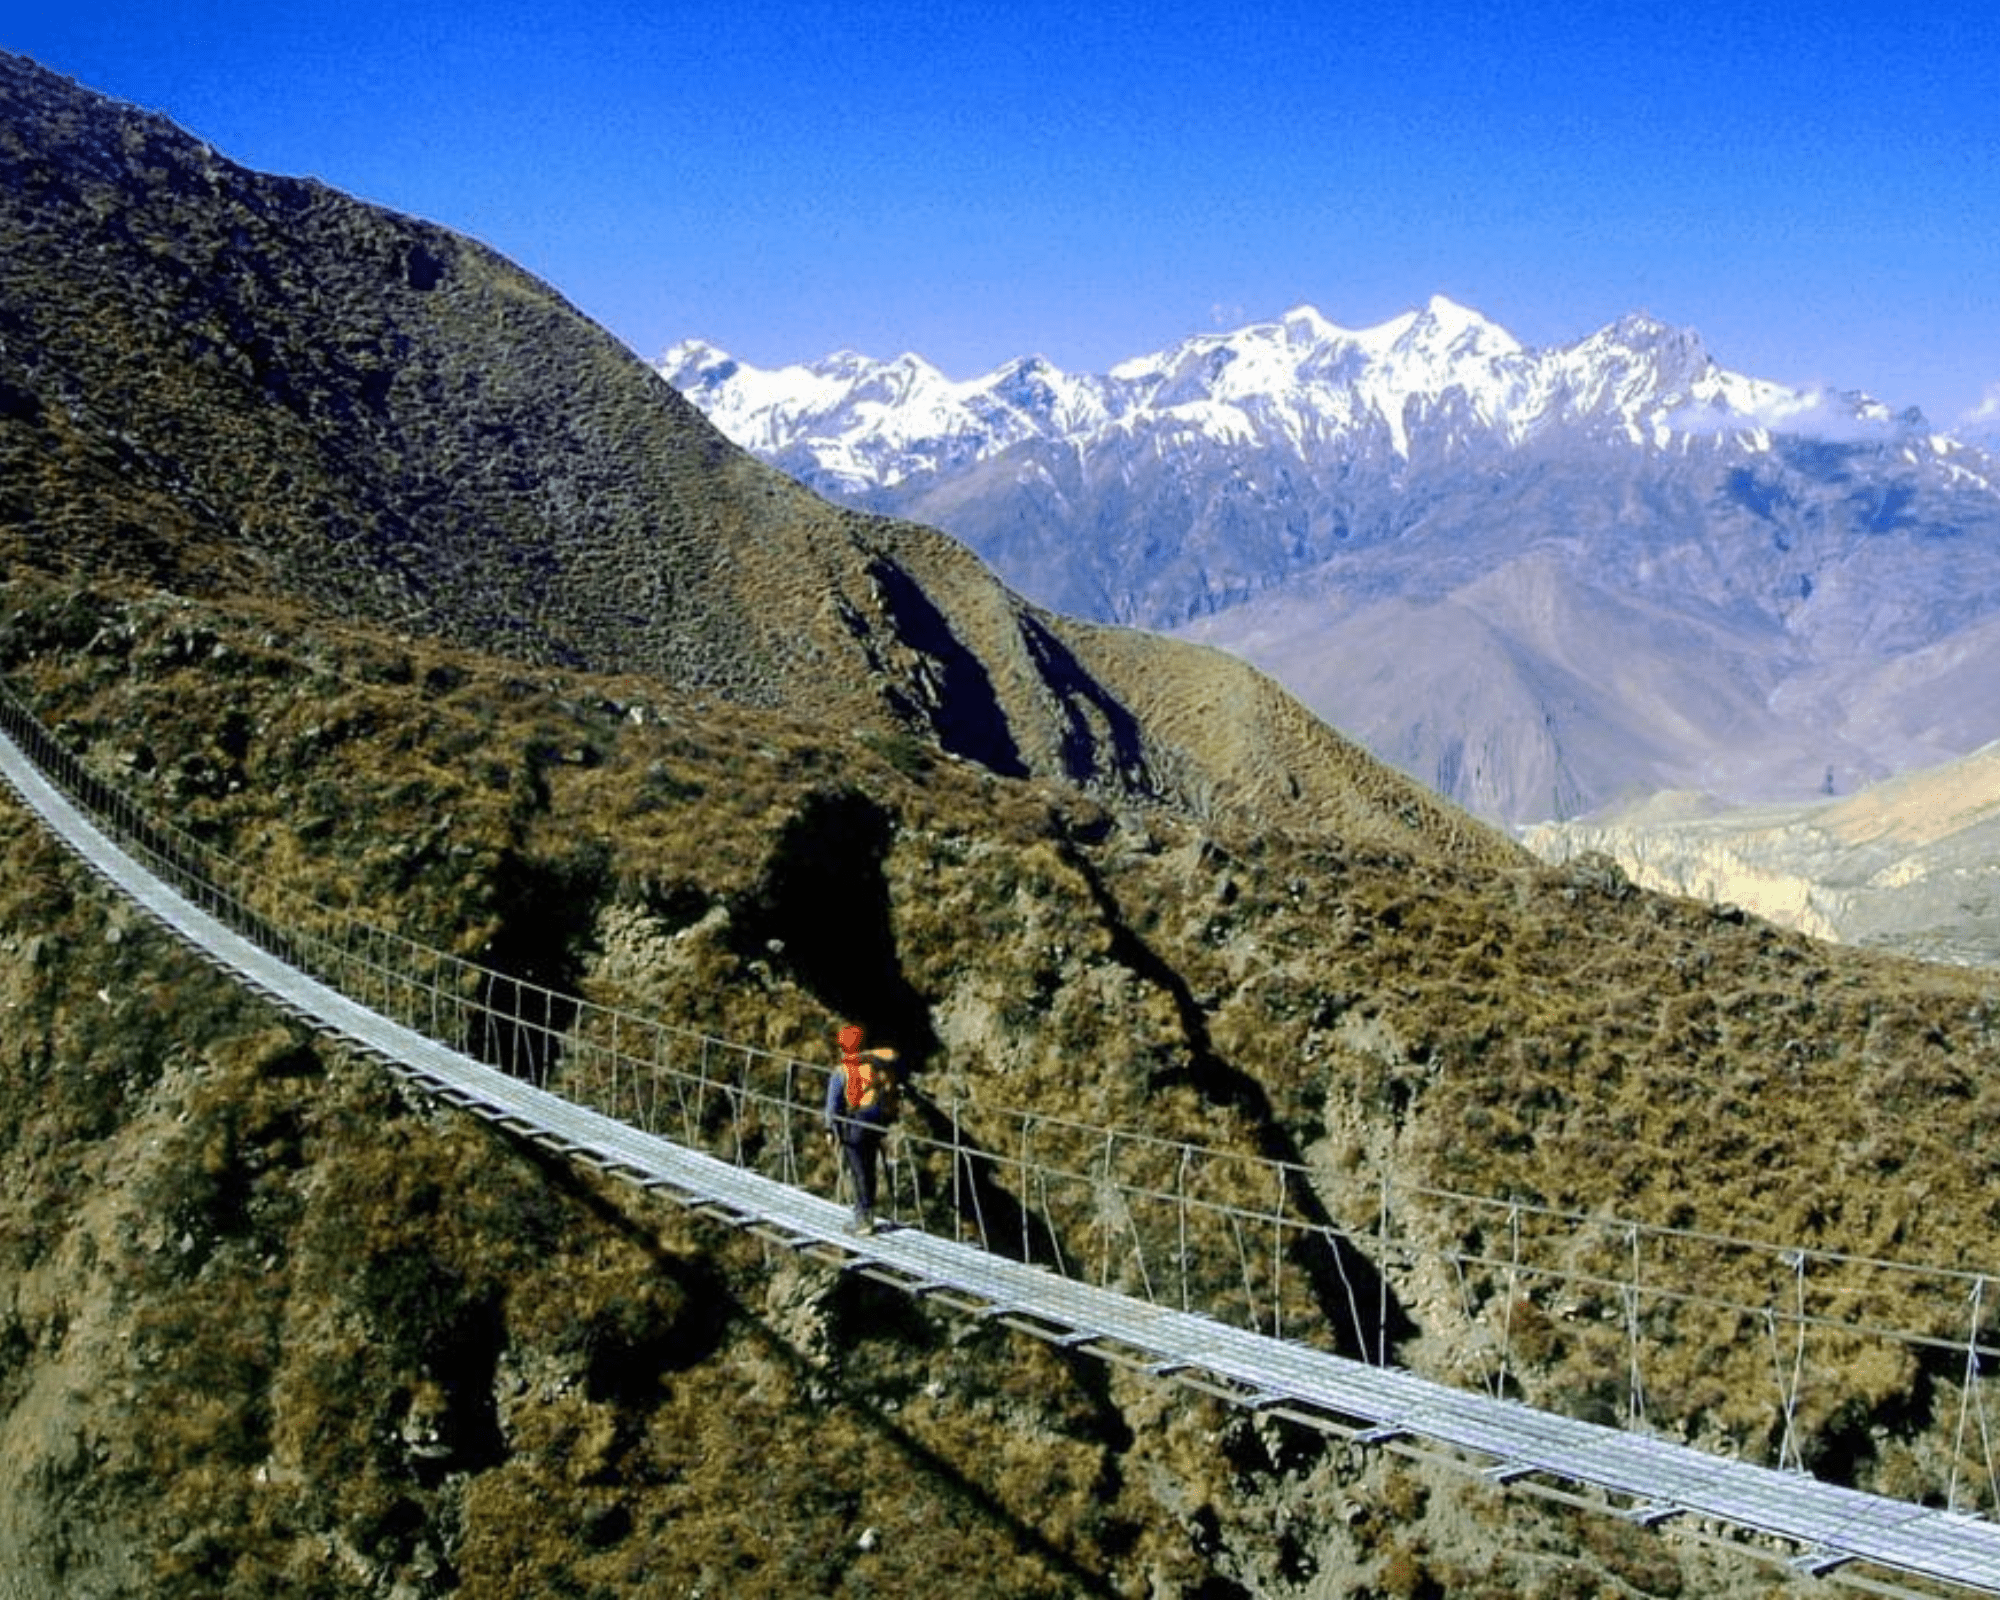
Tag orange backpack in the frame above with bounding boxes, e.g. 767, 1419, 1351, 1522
841, 1054, 899, 1121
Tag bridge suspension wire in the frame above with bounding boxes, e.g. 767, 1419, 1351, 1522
1956, 1278, 2000, 1519
3, 679, 2000, 1593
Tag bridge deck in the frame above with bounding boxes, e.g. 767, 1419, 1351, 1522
5, 727, 1998, 1594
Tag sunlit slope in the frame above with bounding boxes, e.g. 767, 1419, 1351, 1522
1527, 739, 2000, 964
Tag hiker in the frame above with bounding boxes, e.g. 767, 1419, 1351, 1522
824, 1022, 900, 1235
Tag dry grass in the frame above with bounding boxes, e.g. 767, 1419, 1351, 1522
0, 566, 1995, 1595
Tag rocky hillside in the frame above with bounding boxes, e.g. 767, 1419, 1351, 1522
17, 573, 2000, 1600
1526, 740, 2000, 967
5, 49, 2000, 1600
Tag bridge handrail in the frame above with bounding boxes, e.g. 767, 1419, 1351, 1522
3, 681, 1985, 1286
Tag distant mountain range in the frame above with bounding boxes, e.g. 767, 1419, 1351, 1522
662, 302, 2000, 824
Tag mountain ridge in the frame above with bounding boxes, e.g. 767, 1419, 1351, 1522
664, 305, 2000, 823
659, 294, 1953, 502
1524, 737, 2000, 966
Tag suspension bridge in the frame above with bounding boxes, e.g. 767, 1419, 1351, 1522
2, 686, 1998, 1596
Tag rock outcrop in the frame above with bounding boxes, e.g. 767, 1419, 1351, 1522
1525, 741, 2000, 966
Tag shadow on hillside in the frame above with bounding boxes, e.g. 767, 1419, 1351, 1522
509, 1139, 1140, 1599
1056, 836, 1420, 1363
863, 557, 1029, 778
1018, 614, 1149, 786
737, 787, 939, 1071
467, 843, 612, 1084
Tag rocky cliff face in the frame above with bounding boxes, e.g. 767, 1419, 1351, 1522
6, 49, 2000, 1600
1525, 741, 2000, 967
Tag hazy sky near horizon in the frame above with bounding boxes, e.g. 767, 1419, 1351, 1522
12, 2, 2000, 426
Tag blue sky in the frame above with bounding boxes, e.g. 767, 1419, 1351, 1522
11, 2, 2000, 426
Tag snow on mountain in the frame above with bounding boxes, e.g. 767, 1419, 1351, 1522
661, 301, 2000, 826
657, 339, 1120, 492
659, 297, 1919, 492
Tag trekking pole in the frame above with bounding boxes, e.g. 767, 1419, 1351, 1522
826, 1122, 848, 1210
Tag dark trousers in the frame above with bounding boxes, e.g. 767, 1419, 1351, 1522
838, 1126, 884, 1218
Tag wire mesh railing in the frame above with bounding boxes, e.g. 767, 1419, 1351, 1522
2, 676, 1995, 1515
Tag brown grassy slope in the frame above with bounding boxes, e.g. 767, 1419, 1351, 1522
2, 574, 1997, 1600
3, 580, 2000, 1552
0, 836, 1240, 1600
0, 49, 1501, 865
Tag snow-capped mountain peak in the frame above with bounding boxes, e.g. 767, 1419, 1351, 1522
1278, 304, 1338, 347
658, 301, 2000, 831
1401, 293, 1520, 355
659, 299, 1926, 492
